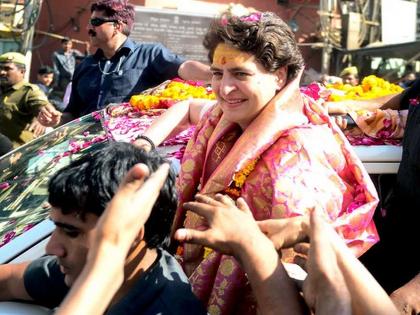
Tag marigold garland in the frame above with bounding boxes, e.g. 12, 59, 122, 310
129, 79, 216, 111
327, 75, 403, 102
224, 158, 260, 199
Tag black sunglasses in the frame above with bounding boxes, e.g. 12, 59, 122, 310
89, 17, 118, 27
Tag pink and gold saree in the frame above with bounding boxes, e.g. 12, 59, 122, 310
174, 78, 379, 314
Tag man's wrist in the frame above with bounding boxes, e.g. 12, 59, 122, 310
133, 135, 155, 151
235, 232, 275, 266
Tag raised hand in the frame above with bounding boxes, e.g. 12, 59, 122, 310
94, 163, 169, 254
302, 208, 351, 314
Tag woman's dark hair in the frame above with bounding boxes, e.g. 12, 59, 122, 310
91, 0, 135, 36
203, 11, 304, 82
48, 142, 177, 249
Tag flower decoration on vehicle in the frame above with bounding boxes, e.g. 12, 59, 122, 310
129, 78, 216, 111
327, 75, 403, 102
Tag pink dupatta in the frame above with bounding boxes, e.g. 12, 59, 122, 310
174, 77, 379, 314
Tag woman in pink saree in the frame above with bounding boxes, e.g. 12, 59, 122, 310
137, 12, 379, 314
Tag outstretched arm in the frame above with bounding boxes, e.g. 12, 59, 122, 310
178, 60, 212, 83
303, 208, 399, 315
134, 99, 215, 150
38, 104, 75, 127
0, 262, 32, 301
56, 163, 170, 315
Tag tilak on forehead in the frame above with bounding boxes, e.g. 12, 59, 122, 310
212, 43, 253, 66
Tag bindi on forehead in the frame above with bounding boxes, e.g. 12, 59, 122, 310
213, 43, 253, 67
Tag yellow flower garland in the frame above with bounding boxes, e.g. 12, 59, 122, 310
327, 75, 403, 102
130, 81, 216, 110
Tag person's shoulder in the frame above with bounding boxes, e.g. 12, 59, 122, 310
52, 49, 63, 57
134, 41, 168, 53
109, 249, 206, 315
24, 256, 68, 309
156, 249, 189, 282
17, 83, 49, 102
23, 256, 61, 284
19, 82, 44, 93
154, 249, 207, 313
24, 82, 48, 94
73, 54, 96, 73
78, 53, 96, 64
24, 82, 41, 89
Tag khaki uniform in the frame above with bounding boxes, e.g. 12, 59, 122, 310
0, 81, 49, 146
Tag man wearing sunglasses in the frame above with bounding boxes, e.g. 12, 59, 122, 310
38, 0, 211, 128
0, 52, 49, 148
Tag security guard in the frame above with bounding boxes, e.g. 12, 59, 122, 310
340, 66, 359, 86
0, 52, 49, 147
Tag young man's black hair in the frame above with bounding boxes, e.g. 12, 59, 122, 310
38, 65, 55, 75
48, 142, 177, 248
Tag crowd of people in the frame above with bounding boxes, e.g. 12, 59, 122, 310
0, 0, 419, 314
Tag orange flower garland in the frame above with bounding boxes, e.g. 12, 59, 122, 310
224, 157, 260, 198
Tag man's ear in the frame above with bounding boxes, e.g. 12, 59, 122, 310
275, 66, 288, 90
114, 21, 123, 34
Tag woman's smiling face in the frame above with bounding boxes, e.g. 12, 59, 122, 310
210, 43, 286, 129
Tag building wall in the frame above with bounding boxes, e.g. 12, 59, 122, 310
32, 0, 321, 81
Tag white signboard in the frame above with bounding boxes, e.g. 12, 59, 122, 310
382, 0, 417, 44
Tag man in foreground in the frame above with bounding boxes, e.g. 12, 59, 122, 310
0, 142, 206, 314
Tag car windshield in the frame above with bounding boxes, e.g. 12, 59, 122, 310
0, 111, 108, 249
